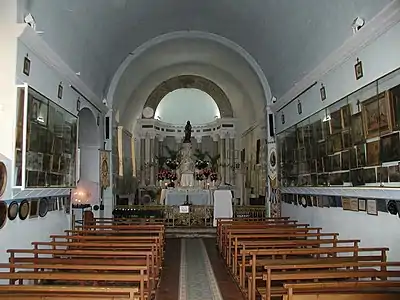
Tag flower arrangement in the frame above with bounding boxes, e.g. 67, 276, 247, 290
157, 169, 169, 181
202, 168, 211, 179
195, 159, 209, 170
158, 169, 177, 181
166, 171, 177, 181
210, 172, 218, 181
165, 158, 179, 170
195, 173, 204, 181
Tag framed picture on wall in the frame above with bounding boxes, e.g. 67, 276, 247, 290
354, 59, 364, 80
362, 92, 392, 138
358, 199, 366, 211
367, 199, 378, 215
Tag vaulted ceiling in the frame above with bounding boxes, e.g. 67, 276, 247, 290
22, 0, 391, 100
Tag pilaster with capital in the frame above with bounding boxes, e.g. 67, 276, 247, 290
140, 137, 145, 185
149, 135, 156, 186
196, 136, 202, 152
225, 137, 231, 184
219, 135, 226, 183
229, 136, 235, 185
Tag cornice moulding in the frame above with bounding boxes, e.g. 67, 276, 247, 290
18, 25, 107, 114
272, 0, 400, 113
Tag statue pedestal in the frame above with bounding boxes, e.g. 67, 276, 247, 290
181, 173, 195, 187
179, 142, 195, 187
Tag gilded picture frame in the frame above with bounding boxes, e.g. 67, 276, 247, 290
380, 132, 400, 163
362, 92, 392, 139
351, 112, 364, 144
330, 110, 342, 134
366, 141, 380, 166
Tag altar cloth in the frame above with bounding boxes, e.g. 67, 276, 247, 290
163, 188, 212, 205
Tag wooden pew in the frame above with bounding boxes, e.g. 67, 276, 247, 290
227, 231, 339, 269
217, 218, 297, 251
246, 246, 389, 300
8, 248, 157, 289
237, 239, 360, 287
226, 227, 323, 266
31, 241, 162, 273
50, 234, 164, 260
0, 285, 139, 299
217, 218, 296, 247
283, 281, 400, 300
258, 261, 400, 300
0, 270, 148, 300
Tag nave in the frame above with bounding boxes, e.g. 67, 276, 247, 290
0, 217, 400, 299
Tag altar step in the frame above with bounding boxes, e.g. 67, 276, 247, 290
165, 227, 216, 238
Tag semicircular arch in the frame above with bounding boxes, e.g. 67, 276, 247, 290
142, 75, 233, 118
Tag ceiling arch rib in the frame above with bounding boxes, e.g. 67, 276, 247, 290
143, 75, 233, 119
110, 36, 265, 132
119, 63, 255, 134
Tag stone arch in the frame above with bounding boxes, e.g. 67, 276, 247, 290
142, 75, 233, 118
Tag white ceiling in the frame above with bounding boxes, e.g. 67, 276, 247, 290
23, 0, 392, 100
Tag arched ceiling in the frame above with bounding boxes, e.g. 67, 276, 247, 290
143, 75, 233, 118
110, 36, 265, 132
22, 0, 391, 99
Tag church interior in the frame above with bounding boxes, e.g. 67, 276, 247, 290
1, 0, 400, 299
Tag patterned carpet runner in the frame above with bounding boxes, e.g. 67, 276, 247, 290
179, 238, 223, 300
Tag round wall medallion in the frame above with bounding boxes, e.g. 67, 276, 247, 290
142, 106, 154, 119
8, 201, 18, 220
39, 198, 49, 217
0, 162, 7, 197
387, 200, 398, 215
19, 200, 30, 220
0, 202, 7, 229
268, 145, 277, 179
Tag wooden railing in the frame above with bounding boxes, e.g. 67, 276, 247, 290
75, 205, 268, 227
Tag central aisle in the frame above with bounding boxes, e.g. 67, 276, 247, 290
179, 239, 223, 300
156, 238, 244, 300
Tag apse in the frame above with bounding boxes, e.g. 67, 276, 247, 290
154, 88, 221, 125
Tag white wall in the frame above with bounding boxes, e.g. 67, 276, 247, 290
0, 27, 103, 262
275, 18, 400, 133
0, 211, 70, 263
282, 202, 400, 261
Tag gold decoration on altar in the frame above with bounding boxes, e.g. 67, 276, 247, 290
100, 150, 110, 188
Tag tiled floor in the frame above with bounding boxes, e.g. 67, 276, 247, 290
156, 238, 244, 300
203, 238, 244, 300
155, 238, 181, 300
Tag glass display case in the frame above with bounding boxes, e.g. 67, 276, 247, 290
277, 68, 400, 188
14, 86, 78, 188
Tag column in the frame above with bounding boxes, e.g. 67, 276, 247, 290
145, 135, 151, 185
149, 135, 155, 186
229, 136, 235, 185
220, 135, 226, 183
158, 136, 164, 159
225, 137, 231, 185
140, 137, 145, 185
196, 136, 202, 152
175, 136, 181, 151
212, 135, 219, 157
